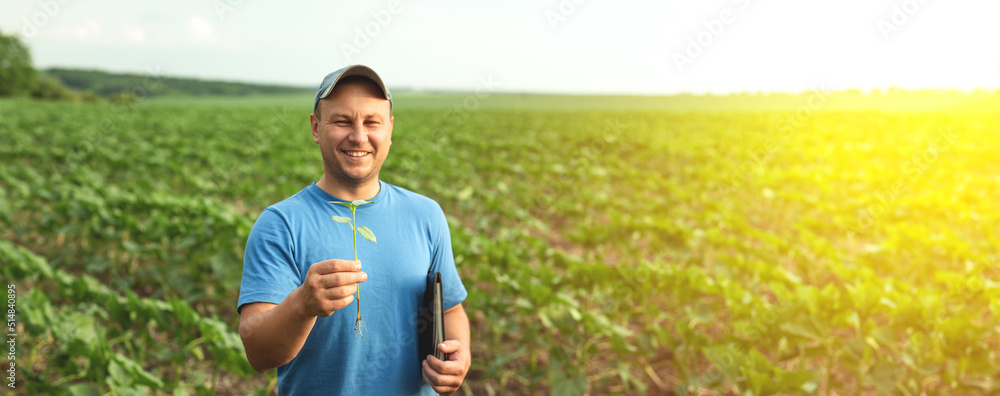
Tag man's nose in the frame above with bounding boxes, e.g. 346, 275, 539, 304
347, 123, 368, 143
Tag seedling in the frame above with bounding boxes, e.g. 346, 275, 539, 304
331, 199, 377, 338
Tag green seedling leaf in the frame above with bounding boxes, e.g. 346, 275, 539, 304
107, 359, 131, 386
780, 321, 821, 341
330, 201, 354, 208
704, 346, 742, 381
486, 345, 526, 377
866, 362, 902, 393
68, 384, 101, 396
352, 199, 373, 206
551, 372, 588, 396
539, 310, 554, 329
358, 226, 376, 242
121, 357, 165, 388
568, 307, 582, 322
332, 216, 352, 223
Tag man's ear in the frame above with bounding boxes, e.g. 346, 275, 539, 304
310, 113, 320, 143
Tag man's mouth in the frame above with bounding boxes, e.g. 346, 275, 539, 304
343, 150, 370, 158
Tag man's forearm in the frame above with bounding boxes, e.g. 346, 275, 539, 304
240, 287, 317, 372
443, 303, 471, 369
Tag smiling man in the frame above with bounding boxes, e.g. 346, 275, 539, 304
237, 65, 470, 395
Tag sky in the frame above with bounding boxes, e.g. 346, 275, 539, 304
1, 0, 998, 95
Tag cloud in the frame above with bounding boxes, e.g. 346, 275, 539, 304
73, 18, 102, 41
32, 18, 144, 46
30, 13, 242, 51
186, 15, 219, 45
118, 24, 146, 44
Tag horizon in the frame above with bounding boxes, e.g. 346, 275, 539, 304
3, 0, 998, 96
30, 66, 1000, 98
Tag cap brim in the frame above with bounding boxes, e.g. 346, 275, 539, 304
317, 65, 391, 103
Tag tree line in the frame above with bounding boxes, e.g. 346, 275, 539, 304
0, 29, 308, 101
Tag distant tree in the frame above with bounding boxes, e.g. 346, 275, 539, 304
31, 75, 77, 100
0, 30, 38, 96
109, 91, 138, 106
43, 67, 309, 98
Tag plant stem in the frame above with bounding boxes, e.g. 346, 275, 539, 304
353, 206, 358, 292
351, 206, 365, 338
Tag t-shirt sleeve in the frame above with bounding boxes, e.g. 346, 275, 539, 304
237, 208, 302, 314
429, 206, 468, 311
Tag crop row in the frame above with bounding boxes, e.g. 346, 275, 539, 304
1, 239, 263, 394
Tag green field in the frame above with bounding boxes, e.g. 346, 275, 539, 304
2, 92, 999, 395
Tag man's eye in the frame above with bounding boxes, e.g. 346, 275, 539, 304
334, 121, 350, 126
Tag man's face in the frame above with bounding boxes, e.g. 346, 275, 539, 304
310, 79, 393, 188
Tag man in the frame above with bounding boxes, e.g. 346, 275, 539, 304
237, 65, 470, 395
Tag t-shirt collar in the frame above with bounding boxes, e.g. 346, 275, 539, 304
308, 180, 385, 206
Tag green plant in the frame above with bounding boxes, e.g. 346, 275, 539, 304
331, 199, 377, 338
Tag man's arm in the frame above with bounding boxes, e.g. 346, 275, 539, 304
422, 302, 471, 395
239, 259, 367, 372
240, 299, 315, 372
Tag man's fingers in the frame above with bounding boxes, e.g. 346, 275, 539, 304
311, 294, 354, 317
324, 284, 362, 300
306, 271, 367, 291
420, 361, 431, 385
312, 259, 362, 275
437, 340, 461, 354
324, 271, 367, 288
425, 354, 464, 376
422, 360, 462, 390
299, 260, 368, 317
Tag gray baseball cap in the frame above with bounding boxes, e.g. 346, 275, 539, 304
313, 64, 393, 114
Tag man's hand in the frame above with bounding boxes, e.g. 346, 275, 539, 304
422, 340, 470, 395
298, 259, 368, 317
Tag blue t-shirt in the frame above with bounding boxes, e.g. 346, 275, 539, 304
238, 181, 468, 395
